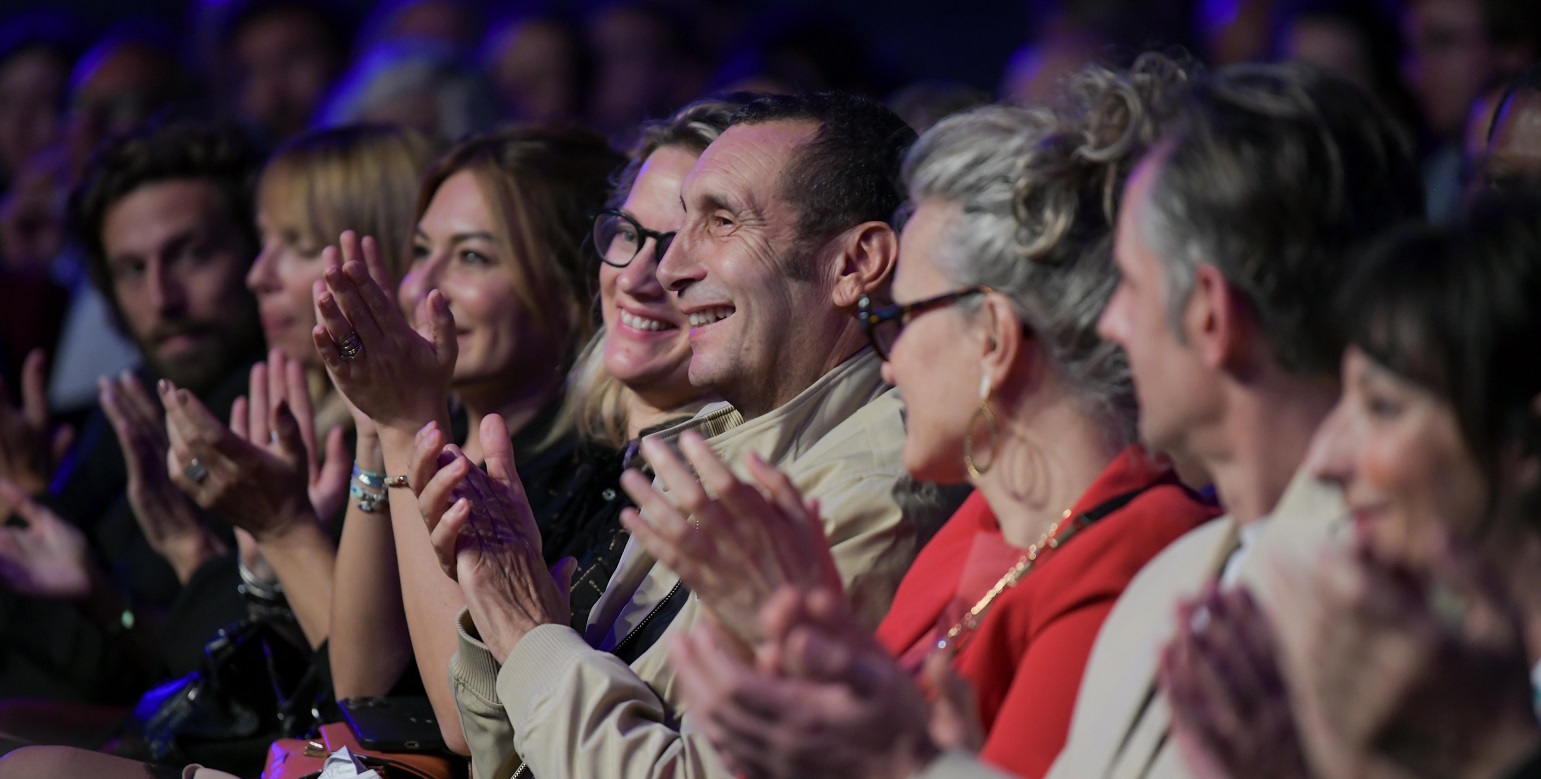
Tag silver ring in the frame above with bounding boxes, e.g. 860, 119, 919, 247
270, 431, 280, 444
336, 331, 363, 360
183, 458, 208, 484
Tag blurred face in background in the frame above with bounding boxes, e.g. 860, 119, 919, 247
229, 6, 342, 144
0, 46, 69, 183
399, 169, 556, 391
101, 178, 260, 391
1401, 0, 1495, 138
597, 145, 696, 408
485, 17, 582, 123
1479, 90, 1541, 191
1309, 347, 1488, 567
66, 41, 178, 174
247, 173, 330, 367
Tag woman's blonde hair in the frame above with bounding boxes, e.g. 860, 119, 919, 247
567, 96, 749, 448
257, 124, 441, 432
258, 124, 440, 286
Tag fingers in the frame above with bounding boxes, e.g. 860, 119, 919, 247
420, 290, 457, 371
641, 437, 732, 533
359, 234, 395, 294
314, 278, 360, 366
271, 399, 308, 470
249, 362, 271, 447
99, 376, 163, 478
480, 415, 527, 504
324, 260, 386, 345
279, 352, 318, 470
336, 231, 402, 335
20, 349, 48, 431
231, 396, 249, 441
407, 421, 447, 496
618, 469, 715, 578
430, 496, 472, 580
418, 449, 471, 536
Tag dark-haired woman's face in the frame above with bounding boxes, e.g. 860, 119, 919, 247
400, 170, 552, 390
1309, 347, 1487, 565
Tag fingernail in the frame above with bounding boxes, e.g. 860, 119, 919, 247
156, 379, 169, 395
176, 389, 190, 405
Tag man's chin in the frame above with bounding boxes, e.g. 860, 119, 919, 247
148, 344, 238, 394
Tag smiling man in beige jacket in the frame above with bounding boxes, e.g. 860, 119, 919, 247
438, 92, 961, 779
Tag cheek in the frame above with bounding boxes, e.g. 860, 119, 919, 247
598, 266, 621, 327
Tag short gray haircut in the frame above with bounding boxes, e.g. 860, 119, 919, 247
902, 54, 1190, 445
1142, 62, 1423, 377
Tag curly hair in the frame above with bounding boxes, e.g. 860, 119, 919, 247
902, 53, 1193, 446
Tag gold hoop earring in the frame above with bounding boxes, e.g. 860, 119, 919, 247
964, 402, 999, 479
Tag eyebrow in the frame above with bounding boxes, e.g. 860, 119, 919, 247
414, 229, 497, 244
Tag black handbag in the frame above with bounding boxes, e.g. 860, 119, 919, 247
119, 612, 324, 776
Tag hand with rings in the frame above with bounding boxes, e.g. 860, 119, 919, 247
618, 432, 842, 647
99, 370, 226, 584
311, 230, 457, 434
161, 348, 351, 542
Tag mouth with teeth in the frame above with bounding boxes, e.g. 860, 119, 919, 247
619, 310, 676, 332
686, 306, 734, 330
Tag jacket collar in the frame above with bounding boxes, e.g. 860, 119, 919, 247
644, 347, 890, 469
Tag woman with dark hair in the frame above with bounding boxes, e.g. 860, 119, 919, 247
1164, 190, 1541, 779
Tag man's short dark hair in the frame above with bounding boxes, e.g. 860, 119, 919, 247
729, 92, 916, 261
1144, 62, 1424, 377
69, 121, 262, 323
217, 0, 353, 55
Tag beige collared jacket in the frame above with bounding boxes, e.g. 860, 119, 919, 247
449, 349, 960, 779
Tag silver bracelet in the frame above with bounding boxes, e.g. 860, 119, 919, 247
237, 559, 283, 602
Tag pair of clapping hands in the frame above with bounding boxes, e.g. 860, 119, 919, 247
402, 418, 840, 661
1163, 534, 1541, 779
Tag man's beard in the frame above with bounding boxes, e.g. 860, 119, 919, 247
140, 318, 261, 394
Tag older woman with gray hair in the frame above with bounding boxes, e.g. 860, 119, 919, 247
619, 55, 1219, 779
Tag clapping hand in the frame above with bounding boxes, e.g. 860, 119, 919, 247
0, 478, 92, 598
311, 230, 457, 434
99, 371, 225, 582
415, 415, 573, 662
618, 432, 842, 646
672, 587, 953, 779
1162, 584, 1311, 779
1267, 535, 1539, 779
0, 350, 74, 494
161, 349, 349, 540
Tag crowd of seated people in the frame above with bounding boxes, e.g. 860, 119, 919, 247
1, 1, 1541, 778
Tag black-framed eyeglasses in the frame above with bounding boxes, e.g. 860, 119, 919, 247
590, 209, 676, 268
858, 286, 988, 361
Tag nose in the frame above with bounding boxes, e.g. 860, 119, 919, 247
656, 224, 703, 295
616, 240, 668, 298
398, 251, 449, 313
1305, 399, 1354, 487
246, 243, 277, 293
1096, 287, 1125, 346
147, 260, 187, 316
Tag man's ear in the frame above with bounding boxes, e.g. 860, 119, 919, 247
830, 221, 899, 308
1188, 263, 1258, 372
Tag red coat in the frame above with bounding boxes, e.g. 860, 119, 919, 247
875, 446, 1220, 779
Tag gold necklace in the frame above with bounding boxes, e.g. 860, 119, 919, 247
934, 507, 1092, 659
